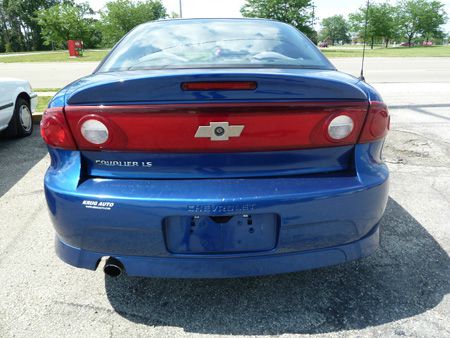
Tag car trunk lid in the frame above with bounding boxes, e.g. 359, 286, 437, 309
63, 70, 368, 179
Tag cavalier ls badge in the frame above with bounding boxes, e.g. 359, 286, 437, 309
195, 122, 244, 141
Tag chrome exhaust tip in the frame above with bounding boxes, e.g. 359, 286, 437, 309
103, 257, 123, 277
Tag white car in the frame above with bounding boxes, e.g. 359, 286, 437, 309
0, 77, 37, 137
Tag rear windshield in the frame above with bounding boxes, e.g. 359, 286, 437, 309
97, 19, 334, 72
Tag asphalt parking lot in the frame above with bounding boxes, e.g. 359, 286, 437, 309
0, 58, 449, 337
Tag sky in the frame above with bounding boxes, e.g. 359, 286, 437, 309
82, 0, 450, 32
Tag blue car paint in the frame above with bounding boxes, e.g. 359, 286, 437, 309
164, 213, 280, 254
45, 138, 388, 277
83, 145, 354, 179
44, 20, 389, 278
54, 69, 367, 107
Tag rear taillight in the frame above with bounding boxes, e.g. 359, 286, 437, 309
55, 101, 389, 152
64, 102, 369, 152
359, 101, 390, 143
40, 107, 76, 149
80, 118, 109, 145
327, 115, 354, 140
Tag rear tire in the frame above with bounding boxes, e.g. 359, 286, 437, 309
3, 97, 33, 138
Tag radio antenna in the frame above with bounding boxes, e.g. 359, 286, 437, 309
359, 0, 370, 81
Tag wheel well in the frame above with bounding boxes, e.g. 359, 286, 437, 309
17, 92, 31, 105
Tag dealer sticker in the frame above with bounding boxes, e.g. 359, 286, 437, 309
82, 200, 115, 211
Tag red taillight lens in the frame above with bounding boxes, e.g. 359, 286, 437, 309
64, 102, 369, 152
181, 81, 257, 91
359, 101, 390, 143
40, 107, 76, 149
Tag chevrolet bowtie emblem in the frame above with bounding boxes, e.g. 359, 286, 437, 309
195, 122, 244, 141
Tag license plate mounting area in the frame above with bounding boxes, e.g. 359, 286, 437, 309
164, 213, 279, 254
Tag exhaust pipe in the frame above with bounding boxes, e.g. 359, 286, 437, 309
103, 257, 124, 277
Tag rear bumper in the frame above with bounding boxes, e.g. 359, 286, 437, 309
56, 223, 380, 278
44, 141, 389, 278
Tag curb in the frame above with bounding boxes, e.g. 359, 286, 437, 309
32, 112, 43, 124
35, 92, 57, 97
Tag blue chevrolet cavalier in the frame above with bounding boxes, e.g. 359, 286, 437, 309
41, 19, 389, 278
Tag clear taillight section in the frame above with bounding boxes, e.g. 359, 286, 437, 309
327, 115, 354, 140
40, 107, 76, 149
80, 119, 109, 145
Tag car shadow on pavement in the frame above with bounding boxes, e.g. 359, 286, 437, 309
105, 197, 450, 335
0, 129, 47, 198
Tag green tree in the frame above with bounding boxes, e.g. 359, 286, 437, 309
0, 0, 62, 52
398, 0, 447, 46
349, 2, 397, 49
319, 15, 350, 45
5, 0, 62, 50
373, 3, 398, 48
169, 11, 180, 19
349, 6, 376, 49
36, 2, 98, 49
397, 0, 427, 45
100, 0, 167, 47
0, 0, 13, 52
241, 0, 316, 39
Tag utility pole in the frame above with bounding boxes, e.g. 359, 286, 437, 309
179, 0, 183, 18
311, 4, 316, 28
310, 3, 317, 44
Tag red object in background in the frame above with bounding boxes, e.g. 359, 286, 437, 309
67, 40, 83, 57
